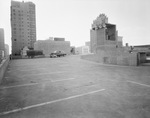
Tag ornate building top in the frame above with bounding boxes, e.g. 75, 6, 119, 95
92, 14, 108, 30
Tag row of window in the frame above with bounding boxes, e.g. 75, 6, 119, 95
12, 26, 36, 30
12, 32, 36, 36
12, 13, 35, 18
12, 16, 35, 21
13, 38, 35, 42
12, 21, 35, 25
12, 33, 35, 37
12, 9, 35, 14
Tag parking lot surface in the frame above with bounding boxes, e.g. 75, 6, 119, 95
0, 55, 150, 118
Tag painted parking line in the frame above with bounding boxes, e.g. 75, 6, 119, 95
0, 89, 105, 116
0, 78, 76, 89
127, 80, 150, 88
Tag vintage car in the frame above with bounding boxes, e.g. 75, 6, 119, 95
50, 51, 66, 58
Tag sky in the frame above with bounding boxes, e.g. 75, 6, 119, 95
0, 0, 150, 52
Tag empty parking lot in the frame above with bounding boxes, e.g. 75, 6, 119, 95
0, 55, 150, 118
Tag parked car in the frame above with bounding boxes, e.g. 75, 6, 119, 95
50, 53, 57, 58
50, 51, 66, 58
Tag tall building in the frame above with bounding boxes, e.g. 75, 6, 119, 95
11, 1, 36, 55
0, 28, 5, 59
0, 28, 5, 51
5, 44, 9, 57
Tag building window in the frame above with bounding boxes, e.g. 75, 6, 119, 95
14, 39, 17, 41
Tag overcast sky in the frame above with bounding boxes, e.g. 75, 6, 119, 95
0, 0, 150, 50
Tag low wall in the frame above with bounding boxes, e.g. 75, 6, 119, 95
12, 55, 45, 59
117, 53, 137, 66
81, 53, 138, 66
0, 57, 10, 84
81, 54, 103, 63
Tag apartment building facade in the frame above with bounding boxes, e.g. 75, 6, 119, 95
11, 1, 36, 55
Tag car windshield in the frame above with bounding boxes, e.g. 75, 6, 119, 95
54, 50, 58, 53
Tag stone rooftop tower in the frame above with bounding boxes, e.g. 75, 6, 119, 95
90, 14, 122, 53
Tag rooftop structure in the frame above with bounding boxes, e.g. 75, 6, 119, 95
81, 14, 140, 66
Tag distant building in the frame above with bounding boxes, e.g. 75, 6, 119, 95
34, 39, 71, 56
0, 28, 5, 51
11, 1, 36, 56
0, 28, 5, 60
85, 41, 91, 52
85, 41, 90, 47
54, 37, 65, 41
133, 45, 150, 52
4, 44, 9, 57
75, 47, 82, 55
75, 46, 90, 55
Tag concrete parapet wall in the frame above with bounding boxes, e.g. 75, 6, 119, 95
81, 52, 137, 66
0, 57, 10, 84
81, 54, 103, 63
117, 52, 137, 66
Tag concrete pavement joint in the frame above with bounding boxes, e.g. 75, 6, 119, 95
0, 78, 76, 89
0, 89, 105, 116
51, 78, 75, 82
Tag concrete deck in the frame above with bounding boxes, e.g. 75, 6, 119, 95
0, 55, 150, 118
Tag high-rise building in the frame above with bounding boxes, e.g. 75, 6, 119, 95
5, 44, 9, 57
11, 1, 36, 55
0, 28, 5, 51
0, 28, 5, 60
